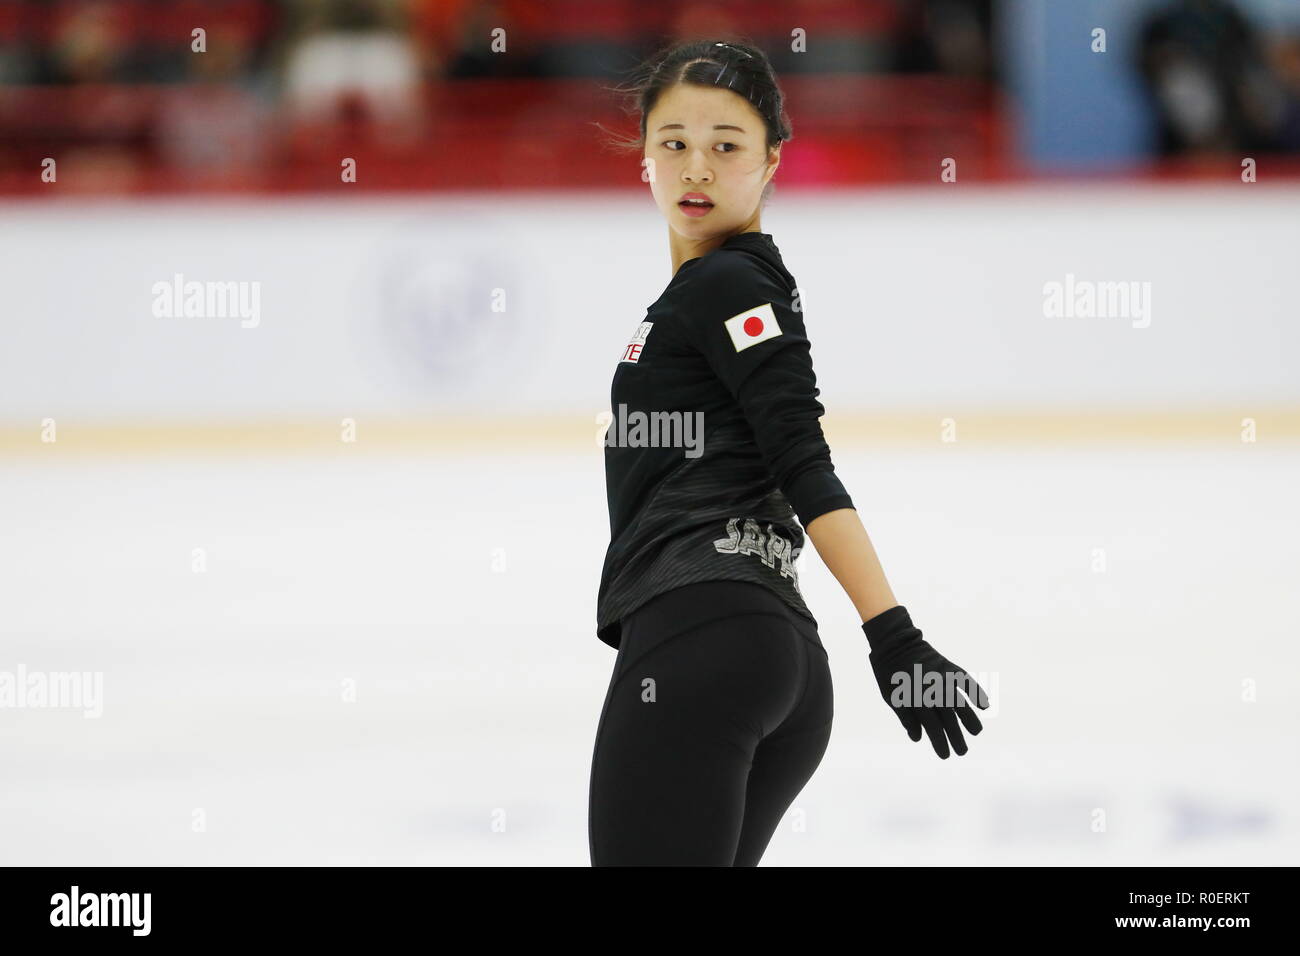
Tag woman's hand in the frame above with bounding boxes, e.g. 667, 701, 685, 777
861, 605, 989, 758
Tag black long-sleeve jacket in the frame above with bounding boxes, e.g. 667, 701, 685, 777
596, 231, 854, 649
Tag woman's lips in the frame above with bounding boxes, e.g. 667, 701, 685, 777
678, 200, 714, 218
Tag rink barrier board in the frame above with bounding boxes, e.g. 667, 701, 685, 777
1, 408, 1297, 456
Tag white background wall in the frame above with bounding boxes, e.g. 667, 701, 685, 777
3, 185, 1297, 424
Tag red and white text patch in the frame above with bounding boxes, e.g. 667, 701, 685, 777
621, 321, 653, 363
724, 303, 782, 352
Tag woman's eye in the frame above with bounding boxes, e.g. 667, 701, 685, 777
661, 141, 739, 152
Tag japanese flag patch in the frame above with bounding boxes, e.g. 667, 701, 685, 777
724, 302, 782, 352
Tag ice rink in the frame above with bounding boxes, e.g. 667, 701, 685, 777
3, 439, 1296, 866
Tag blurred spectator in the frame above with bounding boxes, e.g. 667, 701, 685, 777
281, 0, 423, 145
434, 0, 548, 78
407, 0, 475, 80
27, 0, 276, 85
154, 19, 274, 184
1136, 0, 1289, 155
47, 1, 131, 84
893, 0, 996, 81
1265, 30, 1300, 151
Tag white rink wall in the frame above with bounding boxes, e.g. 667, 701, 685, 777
2, 184, 1298, 425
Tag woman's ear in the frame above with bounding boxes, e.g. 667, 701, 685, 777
764, 144, 782, 184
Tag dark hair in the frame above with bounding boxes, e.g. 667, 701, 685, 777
597, 38, 793, 205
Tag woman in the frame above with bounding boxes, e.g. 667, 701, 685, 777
589, 38, 988, 867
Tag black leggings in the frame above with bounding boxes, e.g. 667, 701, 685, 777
589, 579, 833, 866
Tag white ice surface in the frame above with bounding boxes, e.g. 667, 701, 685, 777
1, 443, 1296, 865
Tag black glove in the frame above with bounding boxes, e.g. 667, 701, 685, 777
862, 605, 988, 758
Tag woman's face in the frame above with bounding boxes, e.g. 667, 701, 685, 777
643, 83, 779, 240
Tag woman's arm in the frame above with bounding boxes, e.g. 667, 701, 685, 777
804, 507, 898, 624
810, 505, 988, 758
674, 254, 900, 625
